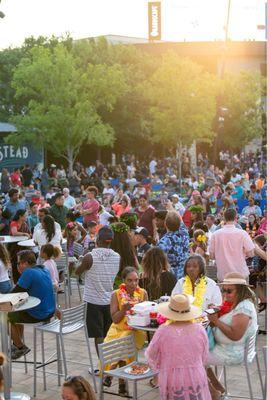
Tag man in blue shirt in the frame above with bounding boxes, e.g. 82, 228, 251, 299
4, 188, 26, 220
8, 250, 55, 360
158, 211, 189, 279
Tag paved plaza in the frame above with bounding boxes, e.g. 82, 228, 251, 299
9, 289, 266, 400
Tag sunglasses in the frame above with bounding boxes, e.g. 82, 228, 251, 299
66, 375, 83, 382
221, 288, 235, 294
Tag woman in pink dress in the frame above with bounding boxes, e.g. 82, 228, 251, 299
145, 294, 211, 400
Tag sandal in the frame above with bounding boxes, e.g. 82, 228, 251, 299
149, 378, 159, 388
103, 376, 112, 387
258, 303, 266, 313
118, 382, 128, 397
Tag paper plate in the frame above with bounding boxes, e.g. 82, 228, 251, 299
124, 365, 150, 375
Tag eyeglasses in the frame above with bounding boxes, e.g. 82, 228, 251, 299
221, 288, 235, 294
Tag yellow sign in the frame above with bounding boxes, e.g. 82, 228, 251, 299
148, 2, 161, 41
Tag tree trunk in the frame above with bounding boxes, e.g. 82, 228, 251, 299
67, 145, 74, 177
97, 147, 102, 161
176, 142, 182, 193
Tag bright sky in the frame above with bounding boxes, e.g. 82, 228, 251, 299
0, 0, 265, 49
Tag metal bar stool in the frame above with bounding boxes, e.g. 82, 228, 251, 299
221, 329, 264, 400
33, 303, 97, 397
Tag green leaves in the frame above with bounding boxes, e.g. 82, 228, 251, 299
143, 52, 218, 148
8, 40, 127, 171
219, 71, 263, 148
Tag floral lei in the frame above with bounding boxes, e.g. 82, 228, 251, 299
183, 275, 207, 309
119, 284, 142, 330
119, 284, 141, 301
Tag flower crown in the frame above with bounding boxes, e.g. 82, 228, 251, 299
189, 205, 204, 213
120, 213, 138, 225
110, 222, 129, 233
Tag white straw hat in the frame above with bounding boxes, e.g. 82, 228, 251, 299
157, 294, 202, 322
219, 272, 252, 287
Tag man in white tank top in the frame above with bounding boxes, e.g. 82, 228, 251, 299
76, 226, 120, 361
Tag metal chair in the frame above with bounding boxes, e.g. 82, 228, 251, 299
33, 303, 97, 396
56, 252, 70, 307
222, 330, 264, 399
263, 346, 267, 400
98, 335, 157, 400
73, 241, 84, 258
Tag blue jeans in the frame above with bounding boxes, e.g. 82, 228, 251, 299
0, 280, 12, 293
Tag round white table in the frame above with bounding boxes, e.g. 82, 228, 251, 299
0, 236, 29, 244
0, 296, 40, 400
17, 238, 67, 247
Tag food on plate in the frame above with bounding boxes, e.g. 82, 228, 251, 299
126, 364, 150, 375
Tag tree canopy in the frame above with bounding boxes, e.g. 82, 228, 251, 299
143, 52, 218, 148
7, 41, 127, 173
218, 71, 263, 149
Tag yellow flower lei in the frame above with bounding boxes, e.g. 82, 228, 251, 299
183, 275, 207, 309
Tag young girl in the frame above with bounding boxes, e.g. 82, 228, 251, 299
0, 243, 12, 293
40, 244, 61, 289
83, 221, 97, 252
65, 222, 79, 273
190, 229, 208, 259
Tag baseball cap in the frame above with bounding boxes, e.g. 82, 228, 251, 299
134, 227, 149, 239
171, 194, 179, 199
97, 226, 114, 243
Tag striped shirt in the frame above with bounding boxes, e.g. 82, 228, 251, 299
84, 248, 120, 305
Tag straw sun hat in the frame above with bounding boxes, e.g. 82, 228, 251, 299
157, 294, 202, 322
219, 272, 253, 287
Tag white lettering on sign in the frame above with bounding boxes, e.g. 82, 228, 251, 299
22, 147, 28, 158
0, 145, 29, 161
151, 5, 159, 37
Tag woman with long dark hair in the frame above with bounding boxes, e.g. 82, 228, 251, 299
110, 222, 138, 288
33, 215, 62, 250
139, 247, 176, 300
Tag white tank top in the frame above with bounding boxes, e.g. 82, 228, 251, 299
84, 248, 120, 305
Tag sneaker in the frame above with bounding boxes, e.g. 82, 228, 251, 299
88, 368, 100, 376
11, 345, 31, 360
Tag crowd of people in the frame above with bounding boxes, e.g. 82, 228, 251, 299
0, 149, 266, 400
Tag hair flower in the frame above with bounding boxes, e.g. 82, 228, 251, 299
197, 234, 207, 243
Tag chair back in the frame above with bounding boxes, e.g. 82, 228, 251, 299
244, 328, 258, 363
98, 335, 137, 370
56, 252, 68, 273
60, 303, 86, 332
61, 241, 67, 252
206, 263, 218, 281
73, 242, 84, 258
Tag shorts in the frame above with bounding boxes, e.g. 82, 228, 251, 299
8, 310, 53, 324
86, 302, 112, 339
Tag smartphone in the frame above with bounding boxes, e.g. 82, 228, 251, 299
205, 308, 219, 315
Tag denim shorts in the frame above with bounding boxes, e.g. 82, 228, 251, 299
0, 280, 12, 294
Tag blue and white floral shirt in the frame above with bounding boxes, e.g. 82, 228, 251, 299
158, 223, 189, 279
